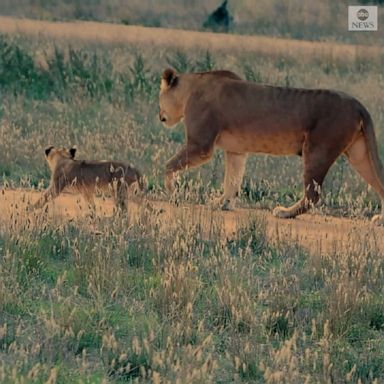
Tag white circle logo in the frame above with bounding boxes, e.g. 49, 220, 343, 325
357, 9, 369, 21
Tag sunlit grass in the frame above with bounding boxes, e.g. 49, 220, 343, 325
1, 202, 384, 382
0, 31, 384, 383
1, 0, 383, 45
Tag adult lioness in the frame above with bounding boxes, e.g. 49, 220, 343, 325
33, 146, 143, 211
159, 68, 384, 223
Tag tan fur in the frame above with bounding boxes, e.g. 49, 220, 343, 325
33, 146, 143, 212
159, 68, 384, 223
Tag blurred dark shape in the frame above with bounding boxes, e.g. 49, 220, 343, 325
203, 0, 232, 33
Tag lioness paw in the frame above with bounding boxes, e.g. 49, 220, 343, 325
273, 206, 296, 219
221, 199, 234, 211
371, 214, 384, 225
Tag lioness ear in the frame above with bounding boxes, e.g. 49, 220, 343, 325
45, 146, 54, 157
161, 68, 177, 90
69, 146, 77, 158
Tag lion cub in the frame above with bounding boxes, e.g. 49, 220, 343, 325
33, 146, 143, 212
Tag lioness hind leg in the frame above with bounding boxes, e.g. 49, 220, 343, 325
346, 135, 384, 224
273, 143, 340, 219
220, 151, 247, 211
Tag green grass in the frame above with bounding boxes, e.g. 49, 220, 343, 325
2, 209, 384, 382
0, 31, 384, 382
1, 0, 383, 45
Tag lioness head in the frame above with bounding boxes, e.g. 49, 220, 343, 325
44, 146, 77, 171
159, 68, 184, 128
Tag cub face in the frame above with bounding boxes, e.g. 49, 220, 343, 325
44, 146, 77, 171
159, 68, 184, 128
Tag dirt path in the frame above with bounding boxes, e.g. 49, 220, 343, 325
1, 189, 383, 255
0, 16, 382, 63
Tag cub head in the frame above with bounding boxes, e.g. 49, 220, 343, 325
44, 146, 77, 171
159, 68, 184, 128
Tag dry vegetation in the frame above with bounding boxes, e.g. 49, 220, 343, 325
0, 0, 383, 44
0, 13, 384, 384
0, 16, 383, 65
1, 189, 384, 383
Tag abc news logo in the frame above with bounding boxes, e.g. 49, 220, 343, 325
348, 6, 378, 31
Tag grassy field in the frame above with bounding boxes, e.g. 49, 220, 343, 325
1, 0, 383, 44
1, 191, 384, 383
0, 18, 384, 383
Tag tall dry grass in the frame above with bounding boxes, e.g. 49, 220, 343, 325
0, 0, 383, 44
0, 16, 383, 66
1, 199, 384, 382
0, 26, 384, 383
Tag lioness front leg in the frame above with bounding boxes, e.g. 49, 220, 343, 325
219, 151, 247, 211
165, 144, 214, 193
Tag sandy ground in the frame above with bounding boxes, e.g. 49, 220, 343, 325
1, 189, 383, 255
0, 16, 382, 63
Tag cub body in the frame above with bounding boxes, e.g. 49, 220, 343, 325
34, 146, 143, 211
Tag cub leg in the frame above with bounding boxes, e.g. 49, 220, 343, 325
82, 188, 96, 211
115, 180, 129, 212
33, 182, 64, 210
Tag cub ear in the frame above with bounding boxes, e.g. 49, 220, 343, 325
161, 68, 178, 90
69, 146, 77, 158
45, 146, 54, 157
